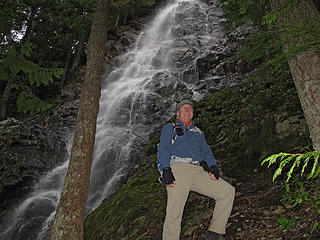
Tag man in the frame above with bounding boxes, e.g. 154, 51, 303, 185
157, 99, 235, 240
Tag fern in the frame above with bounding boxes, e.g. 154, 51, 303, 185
261, 151, 320, 182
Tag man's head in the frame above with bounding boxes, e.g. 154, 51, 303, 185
177, 99, 194, 123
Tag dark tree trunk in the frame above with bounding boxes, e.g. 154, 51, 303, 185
70, 31, 86, 74
60, 48, 72, 96
22, 5, 37, 44
51, 0, 109, 239
289, 51, 320, 151
0, 76, 14, 121
271, 0, 320, 150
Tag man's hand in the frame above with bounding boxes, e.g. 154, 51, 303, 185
162, 167, 175, 186
208, 172, 218, 181
200, 161, 219, 180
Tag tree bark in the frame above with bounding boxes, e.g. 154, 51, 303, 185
51, 0, 109, 239
70, 30, 86, 74
271, 0, 320, 150
0, 76, 14, 121
289, 51, 320, 151
60, 48, 72, 96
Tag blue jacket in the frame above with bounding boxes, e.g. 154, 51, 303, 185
157, 120, 217, 173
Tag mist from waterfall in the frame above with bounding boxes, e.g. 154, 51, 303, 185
0, 0, 229, 239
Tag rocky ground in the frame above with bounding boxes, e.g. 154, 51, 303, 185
227, 172, 316, 240
181, 169, 320, 240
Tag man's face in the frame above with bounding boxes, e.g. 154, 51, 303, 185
178, 104, 193, 123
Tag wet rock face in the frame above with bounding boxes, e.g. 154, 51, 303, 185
0, 119, 66, 206
0, 100, 79, 209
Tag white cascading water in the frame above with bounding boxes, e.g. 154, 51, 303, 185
0, 133, 73, 240
0, 0, 228, 239
86, 0, 184, 212
86, 0, 223, 212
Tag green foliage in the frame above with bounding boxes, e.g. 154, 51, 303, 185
223, 0, 320, 88
192, 74, 311, 178
84, 155, 166, 240
232, 0, 320, 65
0, 0, 97, 118
1, 44, 64, 86
0, 43, 63, 115
279, 23, 320, 57
277, 216, 295, 231
261, 151, 320, 182
281, 175, 312, 207
261, 0, 299, 25
111, 0, 132, 8
144, 136, 160, 156
237, 27, 286, 68
236, 22, 320, 82
1, 0, 161, 119
220, 0, 270, 26
109, 0, 158, 26
278, 175, 320, 234
17, 88, 54, 114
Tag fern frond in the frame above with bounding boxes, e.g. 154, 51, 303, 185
301, 155, 311, 175
262, 151, 320, 182
261, 154, 278, 166
261, 152, 290, 168
308, 154, 320, 179
286, 155, 303, 182
313, 163, 320, 178
273, 155, 294, 181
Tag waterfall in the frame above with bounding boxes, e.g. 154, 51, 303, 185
0, 0, 231, 239
0, 133, 73, 240
86, 0, 225, 212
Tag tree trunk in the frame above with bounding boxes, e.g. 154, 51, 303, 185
289, 51, 320, 151
22, 5, 37, 44
271, 0, 320, 150
51, 0, 109, 239
60, 48, 72, 96
0, 76, 14, 121
70, 30, 86, 74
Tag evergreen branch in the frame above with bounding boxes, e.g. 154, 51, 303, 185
17, 87, 54, 114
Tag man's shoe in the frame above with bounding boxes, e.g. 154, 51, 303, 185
205, 230, 225, 240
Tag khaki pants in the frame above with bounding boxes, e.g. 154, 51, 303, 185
163, 162, 235, 240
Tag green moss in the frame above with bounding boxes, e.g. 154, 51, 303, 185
84, 156, 166, 240
194, 78, 312, 178
144, 137, 159, 156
